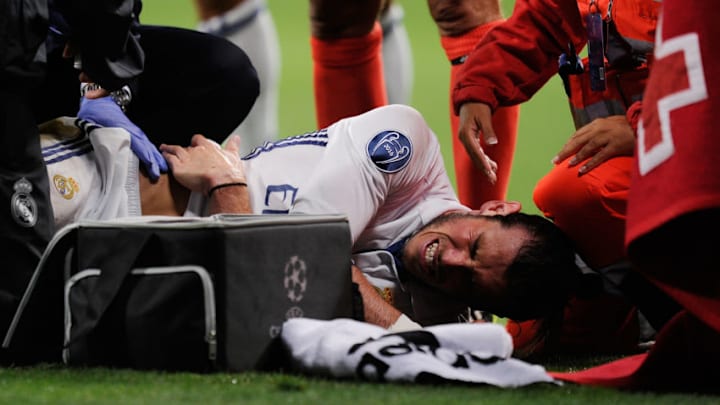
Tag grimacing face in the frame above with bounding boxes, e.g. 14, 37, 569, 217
401, 212, 531, 307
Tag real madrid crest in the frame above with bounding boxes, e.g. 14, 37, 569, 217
11, 177, 38, 228
53, 174, 79, 200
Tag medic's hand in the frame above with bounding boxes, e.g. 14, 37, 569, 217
78, 96, 167, 180
457, 102, 499, 184
551, 115, 635, 175
160, 134, 246, 196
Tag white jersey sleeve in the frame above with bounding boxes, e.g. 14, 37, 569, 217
41, 117, 140, 229
290, 104, 466, 249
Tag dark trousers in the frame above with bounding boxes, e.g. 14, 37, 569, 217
0, 0, 55, 361
33, 25, 260, 146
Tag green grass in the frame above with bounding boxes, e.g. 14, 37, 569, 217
5, 1, 714, 403
2, 363, 718, 404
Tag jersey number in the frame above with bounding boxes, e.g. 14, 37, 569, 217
261, 184, 298, 214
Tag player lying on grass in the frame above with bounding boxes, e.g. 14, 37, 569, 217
41, 103, 581, 342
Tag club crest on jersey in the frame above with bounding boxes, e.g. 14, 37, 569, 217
367, 130, 412, 173
53, 174, 80, 200
11, 178, 38, 228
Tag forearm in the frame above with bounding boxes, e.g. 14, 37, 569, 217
352, 265, 401, 328
208, 182, 252, 215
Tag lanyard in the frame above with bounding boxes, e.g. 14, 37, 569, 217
606, 0, 614, 21
586, 0, 608, 91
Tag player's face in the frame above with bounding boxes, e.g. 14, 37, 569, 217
402, 212, 530, 306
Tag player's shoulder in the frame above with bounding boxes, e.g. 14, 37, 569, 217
357, 104, 434, 141
39, 117, 83, 141
365, 104, 426, 123
39, 116, 130, 141
356, 105, 439, 174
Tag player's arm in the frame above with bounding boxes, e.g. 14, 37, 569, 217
207, 179, 251, 215
160, 134, 251, 215
352, 265, 421, 331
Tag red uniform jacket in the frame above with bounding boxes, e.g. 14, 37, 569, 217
453, 0, 660, 127
627, 2, 720, 245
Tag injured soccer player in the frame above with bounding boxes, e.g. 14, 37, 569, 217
41, 104, 581, 346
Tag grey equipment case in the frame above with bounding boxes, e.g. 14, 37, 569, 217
2, 214, 354, 371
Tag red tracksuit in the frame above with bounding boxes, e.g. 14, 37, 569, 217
453, 0, 661, 355
551, 1, 720, 392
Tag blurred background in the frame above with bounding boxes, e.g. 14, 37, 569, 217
141, 0, 574, 215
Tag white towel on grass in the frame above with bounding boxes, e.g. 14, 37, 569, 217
281, 318, 558, 387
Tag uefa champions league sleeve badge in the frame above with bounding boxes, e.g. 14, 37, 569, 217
11, 177, 38, 228
367, 130, 413, 173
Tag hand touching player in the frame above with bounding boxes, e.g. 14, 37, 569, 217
160, 134, 246, 196
457, 102, 499, 184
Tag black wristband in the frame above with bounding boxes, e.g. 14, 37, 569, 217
208, 182, 247, 197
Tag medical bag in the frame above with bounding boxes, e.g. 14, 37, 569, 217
2, 214, 353, 371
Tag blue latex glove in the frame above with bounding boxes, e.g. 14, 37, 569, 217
78, 96, 168, 180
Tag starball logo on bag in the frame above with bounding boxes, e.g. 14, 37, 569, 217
270, 255, 309, 338
284, 255, 307, 303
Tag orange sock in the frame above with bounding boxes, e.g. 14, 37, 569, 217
441, 22, 519, 208
311, 22, 388, 129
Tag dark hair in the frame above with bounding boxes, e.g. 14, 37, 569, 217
489, 212, 581, 320
469, 213, 581, 354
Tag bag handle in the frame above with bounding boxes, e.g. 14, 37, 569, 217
67, 231, 153, 344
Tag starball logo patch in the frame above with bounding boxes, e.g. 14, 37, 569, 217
367, 130, 412, 173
